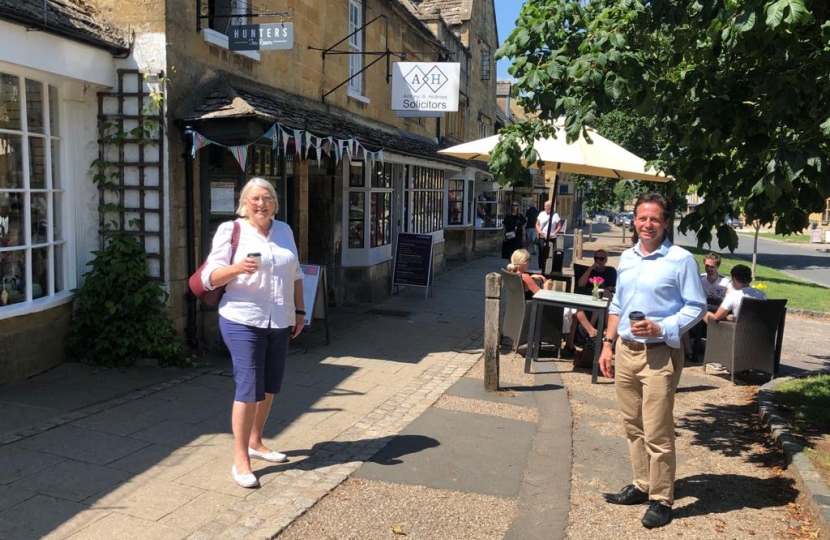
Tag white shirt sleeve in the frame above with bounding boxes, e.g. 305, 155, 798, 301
200, 221, 236, 290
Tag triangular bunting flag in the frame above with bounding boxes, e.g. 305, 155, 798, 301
281, 127, 290, 156
191, 131, 211, 158
293, 129, 303, 155
229, 145, 248, 171
305, 132, 313, 160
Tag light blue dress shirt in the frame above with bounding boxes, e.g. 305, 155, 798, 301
609, 237, 707, 349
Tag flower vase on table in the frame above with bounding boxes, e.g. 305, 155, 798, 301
589, 276, 605, 301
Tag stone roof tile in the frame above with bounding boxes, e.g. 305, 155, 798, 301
0, 0, 128, 53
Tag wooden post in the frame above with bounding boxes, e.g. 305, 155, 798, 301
484, 272, 501, 391
574, 228, 584, 261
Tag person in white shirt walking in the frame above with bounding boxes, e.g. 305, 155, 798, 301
202, 177, 305, 488
535, 200, 563, 272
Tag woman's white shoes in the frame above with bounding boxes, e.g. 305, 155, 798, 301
248, 447, 288, 463
231, 465, 259, 488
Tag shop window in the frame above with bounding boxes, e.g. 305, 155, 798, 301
345, 161, 393, 251
475, 190, 508, 229
447, 178, 473, 227
405, 166, 444, 234
1, 73, 64, 313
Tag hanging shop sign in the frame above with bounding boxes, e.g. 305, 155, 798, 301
391, 62, 460, 112
229, 23, 294, 51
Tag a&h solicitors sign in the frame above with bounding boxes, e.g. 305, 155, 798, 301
391, 62, 461, 112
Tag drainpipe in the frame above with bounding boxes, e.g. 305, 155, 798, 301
182, 125, 198, 348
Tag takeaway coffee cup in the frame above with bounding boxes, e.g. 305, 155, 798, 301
628, 311, 646, 323
247, 252, 262, 269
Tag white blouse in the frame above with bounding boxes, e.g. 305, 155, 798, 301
201, 218, 303, 329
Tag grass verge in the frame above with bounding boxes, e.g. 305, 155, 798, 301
772, 374, 830, 487
682, 246, 830, 313
738, 231, 815, 243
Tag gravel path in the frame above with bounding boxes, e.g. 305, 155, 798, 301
559, 357, 825, 540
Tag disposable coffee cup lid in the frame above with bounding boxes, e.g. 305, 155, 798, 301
629, 311, 645, 320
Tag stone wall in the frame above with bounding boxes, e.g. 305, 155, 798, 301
0, 303, 72, 384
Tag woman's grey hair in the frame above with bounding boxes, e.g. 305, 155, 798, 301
237, 177, 279, 218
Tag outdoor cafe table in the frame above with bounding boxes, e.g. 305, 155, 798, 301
524, 289, 611, 384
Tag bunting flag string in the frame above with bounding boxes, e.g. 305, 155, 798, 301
186, 122, 386, 172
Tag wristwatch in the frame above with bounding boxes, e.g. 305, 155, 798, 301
602, 337, 615, 345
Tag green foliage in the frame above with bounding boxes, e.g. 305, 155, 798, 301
495, 0, 830, 251
67, 234, 183, 366
70, 73, 184, 367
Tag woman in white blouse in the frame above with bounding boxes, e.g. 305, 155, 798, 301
202, 177, 305, 488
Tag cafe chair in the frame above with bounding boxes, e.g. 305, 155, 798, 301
703, 298, 787, 383
499, 269, 562, 352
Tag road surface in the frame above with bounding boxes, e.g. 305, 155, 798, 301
674, 227, 830, 288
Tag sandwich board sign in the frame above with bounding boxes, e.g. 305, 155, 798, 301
300, 264, 329, 344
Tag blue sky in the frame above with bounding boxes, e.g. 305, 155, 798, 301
495, 1, 522, 80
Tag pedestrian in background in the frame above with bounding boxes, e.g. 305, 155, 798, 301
202, 177, 306, 489
501, 201, 526, 260
525, 203, 539, 254
599, 192, 706, 528
535, 200, 562, 272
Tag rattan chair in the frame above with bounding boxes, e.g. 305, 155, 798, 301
499, 269, 562, 352
703, 298, 787, 383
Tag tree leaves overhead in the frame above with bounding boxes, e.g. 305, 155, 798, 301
493, 0, 830, 250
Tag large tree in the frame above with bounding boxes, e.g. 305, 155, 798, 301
493, 0, 830, 249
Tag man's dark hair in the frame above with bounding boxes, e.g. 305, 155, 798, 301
634, 193, 671, 221
730, 264, 753, 285
704, 252, 722, 267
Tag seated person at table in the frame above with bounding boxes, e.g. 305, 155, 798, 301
507, 249, 550, 299
704, 264, 766, 323
700, 252, 732, 307
682, 252, 732, 359
564, 250, 617, 356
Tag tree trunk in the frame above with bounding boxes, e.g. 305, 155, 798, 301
752, 222, 760, 277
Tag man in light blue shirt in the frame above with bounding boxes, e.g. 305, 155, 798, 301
599, 193, 706, 529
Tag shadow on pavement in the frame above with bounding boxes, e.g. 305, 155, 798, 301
673, 473, 798, 518
677, 401, 782, 465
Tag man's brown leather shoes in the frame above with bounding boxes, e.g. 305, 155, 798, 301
603, 484, 649, 505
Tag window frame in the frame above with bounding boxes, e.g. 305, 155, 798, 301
342, 159, 395, 268
480, 47, 491, 81
0, 71, 69, 319
347, 0, 365, 98
474, 189, 509, 230
445, 176, 474, 228
202, 0, 260, 61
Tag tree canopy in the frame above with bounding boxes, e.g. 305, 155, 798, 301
494, 0, 830, 249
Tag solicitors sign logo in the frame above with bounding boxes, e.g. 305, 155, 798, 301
391, 62, 460, 112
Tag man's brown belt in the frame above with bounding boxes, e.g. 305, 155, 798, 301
620, 338, 667, 351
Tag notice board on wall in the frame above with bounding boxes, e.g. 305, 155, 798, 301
392, 233, 434, 296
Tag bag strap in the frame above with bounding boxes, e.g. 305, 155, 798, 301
230, 220, 240, 260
